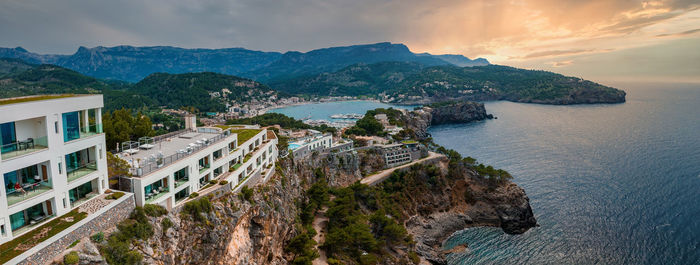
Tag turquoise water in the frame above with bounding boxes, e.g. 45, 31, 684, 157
269, 100, 414, 121
431, 83, 700, 265
271, 84, 700, 264
288, 143, 301, 150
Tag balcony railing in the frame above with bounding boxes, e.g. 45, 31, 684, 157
67, 161, 98, 182
175, 178, 189, 188
79, 124, 103, 139
6, 182, 52, 206
130, 130, 232, 177
0, 136, 48, 160
145, 187, 170, 203
198, 165, 210, 173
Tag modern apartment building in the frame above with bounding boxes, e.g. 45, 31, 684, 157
0, 95, 108, 244
117, 124, 278, 210
289, 133, 333, 160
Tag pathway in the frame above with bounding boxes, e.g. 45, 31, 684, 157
360, 151, 444, 186
312, 206, 329, 265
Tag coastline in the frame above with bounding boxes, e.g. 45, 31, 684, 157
259, 98, 385, 115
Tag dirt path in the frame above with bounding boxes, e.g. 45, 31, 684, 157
360, 151, 444, 186
312, 206, 329, 265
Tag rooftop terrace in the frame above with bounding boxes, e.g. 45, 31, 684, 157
118, 128, 233, 177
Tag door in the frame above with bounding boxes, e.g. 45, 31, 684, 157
0, 122, 16, 153
41, 165, 48, 182
45, 200, 53, 215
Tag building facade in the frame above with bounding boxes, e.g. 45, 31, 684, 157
118, 126, 278, 210
0, 95, 108, 244
289, 133, 333, 160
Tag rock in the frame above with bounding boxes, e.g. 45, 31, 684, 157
428, 101, 491, 125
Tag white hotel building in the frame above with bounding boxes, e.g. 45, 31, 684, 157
0, 95, 108, 244
118, 123, 278, 210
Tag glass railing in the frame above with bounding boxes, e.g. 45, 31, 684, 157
67, 161, 98, 182
6, 182, 53, 206
175, 178, 189, 188
198, 165, 210, 173
78, 124, 103, 139
0, 136, 49, 160
145, 188, 170, 203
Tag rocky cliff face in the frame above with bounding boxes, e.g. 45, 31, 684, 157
401, 159, 536, 264
401, 101, 492, 140
428, 102, 493, 125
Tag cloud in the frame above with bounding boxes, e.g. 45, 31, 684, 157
656, 28, 700, 37
547, 60, 574, 67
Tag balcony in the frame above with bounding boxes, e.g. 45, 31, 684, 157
145, 188, 170, 203
175, 177, 189, 188
66, 161, 98, 183
198, 165, 210, 173
1, 136, 49, 160
6, 182, 52, 206
62, 110, 102, 143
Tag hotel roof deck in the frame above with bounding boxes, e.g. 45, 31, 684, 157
118, 128, 233, 177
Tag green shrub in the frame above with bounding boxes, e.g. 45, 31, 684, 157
64, 251, 79, 264
239, 186, 254, 203
189, 192, 199, 199
183, 197, 213, 222
408, 251, 420, 264
219, 180, 228, 185
106, 192, 125, 200
209, 180, 218, 185
143, 204, 168, 217
161, 218, 173, 231
90, 232, 104, 243
68, 239, 80, 248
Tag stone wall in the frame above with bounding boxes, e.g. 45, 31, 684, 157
12, 194, 135, 265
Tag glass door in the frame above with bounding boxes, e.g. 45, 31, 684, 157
62, 112, 80, 142
0, 122, 16, 153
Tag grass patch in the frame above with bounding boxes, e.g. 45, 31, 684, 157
64, 251, 79, 264
105, 192, 125, 200
230, 129, 262, 145
0, 210, 87, 264
68, 239, 80, 248
0, 94, 82, 106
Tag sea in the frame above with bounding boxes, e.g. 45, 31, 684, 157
270, 82, 700, 265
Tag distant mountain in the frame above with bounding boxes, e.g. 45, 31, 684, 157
417, 53, 489, 67
0, 43, 489, 82
270, 62, 626, 105
242, 42, 457, 82
1, 46, 282, 82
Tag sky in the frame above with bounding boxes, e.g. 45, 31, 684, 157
1, 0, 699, 83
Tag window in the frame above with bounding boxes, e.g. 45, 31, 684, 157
62, 111, 81, 142
1, 224, 5, 236
58, 162, 63, 174
0, 122, 16, 153
54, 121, 58, 133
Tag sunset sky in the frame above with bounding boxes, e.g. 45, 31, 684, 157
1, 0, 698, 83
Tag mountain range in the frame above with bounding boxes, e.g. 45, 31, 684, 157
0, 42, 489, 82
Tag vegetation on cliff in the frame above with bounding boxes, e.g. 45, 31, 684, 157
269, 62, 625, 104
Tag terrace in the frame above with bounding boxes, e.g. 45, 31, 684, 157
1, 117, 49, 160
119, 129, 232, 177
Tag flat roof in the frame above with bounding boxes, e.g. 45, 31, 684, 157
0, 94, 95, 106
123, 130, 222, 162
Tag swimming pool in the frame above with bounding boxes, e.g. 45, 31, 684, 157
288, 143, 302, 150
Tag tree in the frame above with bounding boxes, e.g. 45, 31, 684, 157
103, 108, 155, 150
106, 152, 131, 189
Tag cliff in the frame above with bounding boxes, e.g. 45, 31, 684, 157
401, 101, 493, 140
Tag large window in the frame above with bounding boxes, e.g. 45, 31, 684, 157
62, 111, 80, 142
10, 202, 49, 231
175, 188, 189, 202
69, 181, 94, 205
0, 122, 16, 153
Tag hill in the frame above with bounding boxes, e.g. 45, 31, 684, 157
0, 58, 279, 111
0, 59, 108, 98
131, 72, 277, 112
270, 62, 626, 104
242, 42, 457, 82
0, 43, 490, 82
